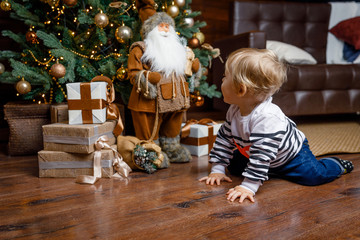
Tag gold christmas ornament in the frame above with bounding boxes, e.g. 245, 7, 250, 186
190, 91, 205, 107
16, 78, 31, 95
0, 63, 5, 74
94, 12, 109, 28
26, 30, 38, 44
62, 0, 77, 7
50, 62, 66, 78
115, 25, 133, 44
195, 95, 204, 107
167, 4, 179, 18
0, 0, 11, 11
188, 37, 200, 48
116, 66, 128, 81
175, 0, 186, 8
184, 18, 194, 27
194, 32, 205, 45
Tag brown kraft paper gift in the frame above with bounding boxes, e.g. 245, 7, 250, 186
42, 121, 116, 154
38, 147, 115, 178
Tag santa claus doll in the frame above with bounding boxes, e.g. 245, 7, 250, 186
127, 0, 200, 165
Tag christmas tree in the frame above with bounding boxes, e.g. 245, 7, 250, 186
0, 0, 221, 105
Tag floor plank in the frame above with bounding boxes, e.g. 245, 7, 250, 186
0, 145, 359, 239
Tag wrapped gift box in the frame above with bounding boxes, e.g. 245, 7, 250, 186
4, 102, 50, 156
66, 81, 108, 125
180, 122, 222, 157
38, 147, 115, 178
50, 103, 68, 123
42, 121, 116, 154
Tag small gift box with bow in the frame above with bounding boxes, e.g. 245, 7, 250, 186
180, 119, 222, 157
66, 76, 123, 137
42, 120, 116, 154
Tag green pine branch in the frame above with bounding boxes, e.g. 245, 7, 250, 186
0, 50, 21, 60
196, 82, 222, 98
8, 0, 40, 24
36, 30, 63, 49
9, 59, 51, 89
2, 30, 29, 49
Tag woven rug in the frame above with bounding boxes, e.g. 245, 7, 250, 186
297, 121, 360, 157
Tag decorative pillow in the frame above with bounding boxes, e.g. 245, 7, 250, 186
329, 16, 360, 50
343, 42, 360, 62
266, 40, 317, 65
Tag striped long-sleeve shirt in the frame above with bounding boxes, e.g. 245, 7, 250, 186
209, 97, 305, 194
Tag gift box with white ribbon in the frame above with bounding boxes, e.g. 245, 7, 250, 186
180, 119, 222, 157
38, 148, 115, 178
42, 121, 116, 154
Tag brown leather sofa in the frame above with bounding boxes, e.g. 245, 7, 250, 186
212, 1, 360, 116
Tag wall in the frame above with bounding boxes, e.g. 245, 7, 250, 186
191, 0, 234, 44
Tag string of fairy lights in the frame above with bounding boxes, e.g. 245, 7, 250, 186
1, 0, 200, 105
12, 0, 140, 104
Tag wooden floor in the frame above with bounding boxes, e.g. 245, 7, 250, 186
1, 144, 360, 240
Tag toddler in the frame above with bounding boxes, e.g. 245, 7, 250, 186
199, 48, 354, 203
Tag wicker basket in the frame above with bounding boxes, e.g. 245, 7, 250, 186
4, 102, 50, 156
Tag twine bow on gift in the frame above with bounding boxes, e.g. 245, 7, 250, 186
201, 43, 224, 68
76, 135, 132, 184
91, 76, 124, 137
180, 118, 219, 153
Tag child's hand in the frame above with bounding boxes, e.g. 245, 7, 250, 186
199, 173, 232, 186
227, 186, 255, 203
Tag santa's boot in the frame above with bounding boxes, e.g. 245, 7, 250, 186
153, 139, 170, 169
159, 135, 192, 163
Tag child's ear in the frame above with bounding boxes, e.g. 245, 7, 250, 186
237, 83, 247, 97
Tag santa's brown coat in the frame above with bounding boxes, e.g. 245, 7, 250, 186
127, 41, 192, 113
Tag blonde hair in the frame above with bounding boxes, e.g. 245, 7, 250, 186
225, 48, 287, 97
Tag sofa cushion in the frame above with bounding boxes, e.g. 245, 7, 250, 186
330, 16, 360, 50
266, 41, 317, 65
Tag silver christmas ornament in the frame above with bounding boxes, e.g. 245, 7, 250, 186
115, 25, 133, 43
184, 18, 194, 27
175, 0, 186, 8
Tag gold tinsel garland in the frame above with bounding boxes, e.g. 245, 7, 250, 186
25, 50, 54, 66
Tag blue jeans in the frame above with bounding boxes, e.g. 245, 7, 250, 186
228, 139, 343, 186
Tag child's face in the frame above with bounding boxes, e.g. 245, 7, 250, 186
221, 69, 240, 105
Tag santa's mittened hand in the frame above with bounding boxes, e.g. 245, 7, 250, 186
135, 71, 158, 99
148, 71, 161, 84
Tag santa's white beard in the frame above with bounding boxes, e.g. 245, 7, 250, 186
142, 27, 186, 78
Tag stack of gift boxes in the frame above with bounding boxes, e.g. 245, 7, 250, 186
38, 78, 122, 179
